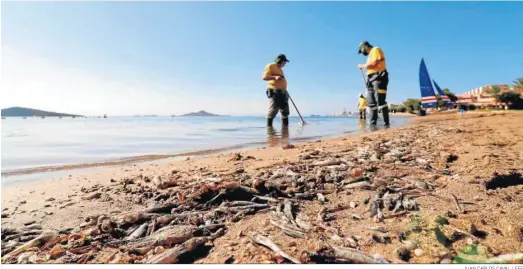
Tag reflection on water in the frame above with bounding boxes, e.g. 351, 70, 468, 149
358, 119, 392, 133
358, 119, 365, 133
266, 125, 290, 147
2, 116, 411, 174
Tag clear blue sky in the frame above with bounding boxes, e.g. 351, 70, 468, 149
2, 1, 522, 116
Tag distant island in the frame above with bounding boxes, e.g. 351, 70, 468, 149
180, 110, 222, 117
1, 107, 82, 118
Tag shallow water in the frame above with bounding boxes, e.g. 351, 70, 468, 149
1, 115, 409, 177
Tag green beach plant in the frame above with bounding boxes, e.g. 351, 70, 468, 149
513, 77, 523, 88
402, 98, 422, 113
487, 85, 501, 96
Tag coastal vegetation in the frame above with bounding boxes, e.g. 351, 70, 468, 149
389, 104, 408, 113
485, 78, 523, 109
392, 77, 523, 113
442, 88, 458, 102
402, 98, 422, 113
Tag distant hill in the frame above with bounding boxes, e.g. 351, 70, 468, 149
180, 110, 221, 117
1, 107, 82, 117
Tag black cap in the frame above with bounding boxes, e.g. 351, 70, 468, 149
275, 54, 290, 63
358, 41, 371, 54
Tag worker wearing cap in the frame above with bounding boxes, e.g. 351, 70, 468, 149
358, 41, 390, 126
262, 54, 290, 127
357, 93, 367, 120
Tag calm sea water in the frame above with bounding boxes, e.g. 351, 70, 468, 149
1, 116, 410, 175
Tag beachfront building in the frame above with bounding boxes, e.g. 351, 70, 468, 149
456, 84, 517, 109
332, 108, 351, 117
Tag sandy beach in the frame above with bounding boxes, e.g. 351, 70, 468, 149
2, 111, 522, 264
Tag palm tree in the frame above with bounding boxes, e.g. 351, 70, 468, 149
513, 77, 523, 87
514, 77, 523, 94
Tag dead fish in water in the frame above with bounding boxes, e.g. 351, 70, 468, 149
365, 226, 389, 233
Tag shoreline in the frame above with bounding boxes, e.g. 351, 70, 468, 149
2, 114, 415, 179
1, 118, 403, 180
2, 118, 409, 226
2, 111, 522, 264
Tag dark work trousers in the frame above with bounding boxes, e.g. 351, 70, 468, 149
366, 70, 390, 125
359, 109, 366, 120
266, 89, 290, 120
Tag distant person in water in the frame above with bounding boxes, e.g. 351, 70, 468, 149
459, 104, 466, 115
263, 54, 290, 127
358, 41, 390, 126
357, 93, 367, 120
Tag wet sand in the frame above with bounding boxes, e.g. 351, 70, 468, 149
1, 111, 522, 264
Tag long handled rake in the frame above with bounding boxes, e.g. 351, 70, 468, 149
360, 68, 368, 94
287, 91, 307, 125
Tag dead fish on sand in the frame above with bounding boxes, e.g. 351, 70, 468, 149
365, 226, 389, 233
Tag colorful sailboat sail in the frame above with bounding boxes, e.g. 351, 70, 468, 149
432, 79, 450, 104
419, 58, 438, 108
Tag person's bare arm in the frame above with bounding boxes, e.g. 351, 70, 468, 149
365, 58, 384, 69
359, 48, 385, 69
262, 65, 284, 81
263, 74, 284, 81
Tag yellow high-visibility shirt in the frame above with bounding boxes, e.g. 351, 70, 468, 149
366, 47, 386, 75
262, 63, 287, 90
358, 97, 368, 109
